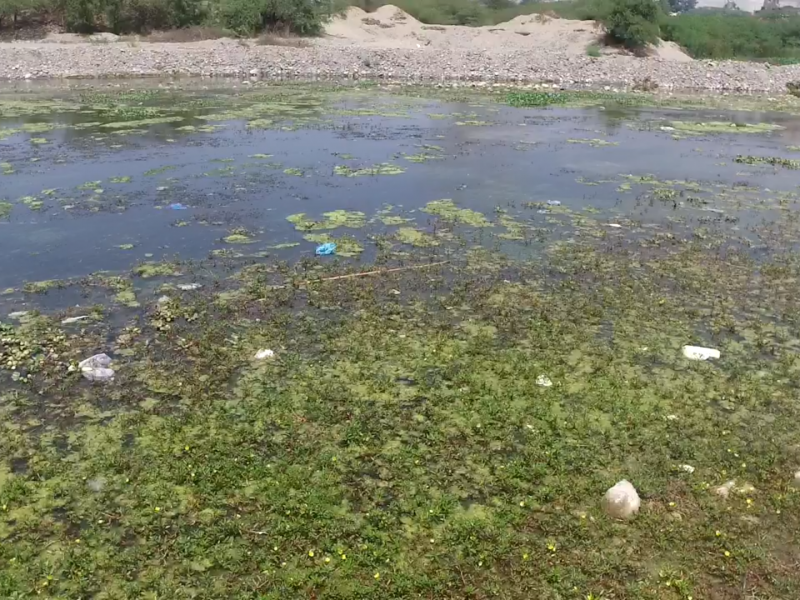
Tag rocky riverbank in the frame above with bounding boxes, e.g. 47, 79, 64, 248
0, 37, 796, 93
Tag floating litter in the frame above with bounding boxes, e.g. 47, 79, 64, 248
169, 203, 188, 210
315, 242, 337, 256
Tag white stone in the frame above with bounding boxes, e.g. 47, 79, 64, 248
254, 349, 275, 360
177, 283, 202, 291
536, 375, 553, 387
602, 480, 640, 520
679, 464, 695, 474
682, 345, 720, 361
793, 471, 800, 488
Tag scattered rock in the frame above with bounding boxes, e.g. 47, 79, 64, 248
679, 464, 695, 474
8, 311, 29, 320
254, 349, 275, 360
602, 480, 640, 520
535, 375, 553, 387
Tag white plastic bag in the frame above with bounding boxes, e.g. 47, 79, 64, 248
602, 480, 640, 520
79, 353, 115, 382
682, 345, 720, 361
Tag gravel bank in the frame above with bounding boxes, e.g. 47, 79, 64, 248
0, 39, 797, 93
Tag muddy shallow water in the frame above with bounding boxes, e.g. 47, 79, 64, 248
1, 84, 799, 290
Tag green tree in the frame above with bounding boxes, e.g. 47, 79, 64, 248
602, 0, 663, 49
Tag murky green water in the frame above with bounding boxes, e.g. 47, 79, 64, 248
2, 84, 799, 293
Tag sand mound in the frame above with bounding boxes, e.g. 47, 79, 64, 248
653, 41, 693, 62
322, 9, 692, 61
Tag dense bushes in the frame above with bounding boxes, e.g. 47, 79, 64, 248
0, 0, 336, 34
601, 0, 662, 48
661, 12, 800, 60
3, 0, 800, 61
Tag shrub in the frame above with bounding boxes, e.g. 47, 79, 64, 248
601, 0, 662, 49
216, 0, 329, 35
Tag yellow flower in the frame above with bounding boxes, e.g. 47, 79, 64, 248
154, 507, 160, 512
715, 530, 721, 537
547, 542, 557, 553
374, 572, 380, 580
308, 550, 315, 558
324, 557, 331, 563
341, 554, 347, 560
522, 553, 529, 560
724, 550, 731, 557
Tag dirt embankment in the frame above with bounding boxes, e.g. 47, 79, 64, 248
0, 5, 797, 93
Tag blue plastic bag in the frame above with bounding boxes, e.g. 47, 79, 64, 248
315, 242, 337, 256
169, 203, 188, 210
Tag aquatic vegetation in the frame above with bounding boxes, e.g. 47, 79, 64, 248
100, 116, 184, 129
109, 176, 132, 184
734, 155, 800, 169
223, 228, 257, 244
116, 244, 135, 250
507, 91, 571, 107
29, 137, 48, 144
395, 227, 440, 246
334, 163, 405, 177
455, 120, 490, 126
133, 262, 182, 278
144, 165, 177, 177
670, 121, 782, 135
1, 162, 14, 175
20, 196, 43, 211
567, 138, 619, 147
303, 233, 364, 257
250, 153, 273, 159
22, 279, 61, 293
283, 167, 304, 176
3, 83, 800, 600
0, 201, 11, 219
287, 210, 366, 231
422, 199, 490, 227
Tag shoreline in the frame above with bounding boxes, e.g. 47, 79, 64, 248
0, 39, 799, 94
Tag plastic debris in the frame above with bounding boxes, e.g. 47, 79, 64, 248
169, 203, 188, 210
608, 223, 623, 228
714, 480, 755, 499
546, 200, 562, 206
62, 316, 90, 325
682, 345, 720, 361
315, 242, 337, 256
86, 477, 106, 492
8, 311, 29, 320
254, 349, 275, 360
714, 480, 735, 499
177, 283, 202, 291
536, 375, 553, 387
679, 464, 695, 474
602, 480, 640, 520
79, 353, 115, 382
